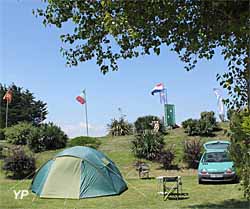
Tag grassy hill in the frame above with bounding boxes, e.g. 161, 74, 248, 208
0, 122, 249, 209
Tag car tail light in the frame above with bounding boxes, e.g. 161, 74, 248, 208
226, 168, 232, 174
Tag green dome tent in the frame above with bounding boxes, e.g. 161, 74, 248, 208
31, 146, 127, 199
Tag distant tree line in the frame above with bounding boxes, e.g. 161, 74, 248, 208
0, 84, 47, 129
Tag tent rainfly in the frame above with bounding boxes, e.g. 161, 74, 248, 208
31, 146, 127, 199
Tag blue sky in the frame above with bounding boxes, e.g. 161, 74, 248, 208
1, 1, 228, 137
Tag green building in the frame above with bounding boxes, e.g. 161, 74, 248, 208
164, 104, 176, 127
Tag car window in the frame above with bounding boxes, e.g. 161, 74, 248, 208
205, 143, 229, 150
203, 152, 231, 162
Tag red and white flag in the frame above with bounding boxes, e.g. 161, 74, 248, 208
76, 92, 86, 104
3, 89, 13, 103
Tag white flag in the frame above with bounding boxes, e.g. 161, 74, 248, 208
213, 88, 225, 116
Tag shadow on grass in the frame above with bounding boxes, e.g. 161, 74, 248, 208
139, 177, 155, 180
166, 193, 189, 201
213, 126, 223, 132
200, 181, 239, 185
156, 164, 180, 170
185, 199, 249, 209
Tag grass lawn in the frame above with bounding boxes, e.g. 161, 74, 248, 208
0, 175, 248, 209
0, 124, 249, 209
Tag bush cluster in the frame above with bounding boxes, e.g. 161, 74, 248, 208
132, 131, 165, 160
0, 144, 9, 159
134, 115, 166, 134
27, 122, 68, 152
157, 146, 175, 169
229, 110, 250, 199
182, 111, 217, 136
182, 119, 200, 136
4, 122, 68, 152
107, 116, 133, 136
183, 139, 202, 169
2, 146, 36, 179
4, 122, 37, 145
68, 136, 101, 149
132, 115, 175, 169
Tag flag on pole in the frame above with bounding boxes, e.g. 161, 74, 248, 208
76, 90, 89, 136
3, 89, 13, 103
151, 83, 164, 95
213, 88, 225, 119
151, 83, 167, 104
76, 92, 86, 104
213, 88, 222, 101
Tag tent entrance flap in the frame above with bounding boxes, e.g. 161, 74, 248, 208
41, 157, 82, 199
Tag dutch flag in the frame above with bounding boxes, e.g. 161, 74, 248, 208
151, 83, 164, 95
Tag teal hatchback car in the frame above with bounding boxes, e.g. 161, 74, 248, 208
198, 140, 237, 184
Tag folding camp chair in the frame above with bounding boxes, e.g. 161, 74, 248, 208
137, 163, 150, 179
162, 176, 182, 200
157, 176, 189, 200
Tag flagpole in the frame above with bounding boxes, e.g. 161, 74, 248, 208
5, 100, 9, 128
83, 90, 89, 136
164, 88, 167, 127
165, 88, 168, 105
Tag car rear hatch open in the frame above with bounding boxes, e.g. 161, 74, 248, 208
203, 140, 230, 151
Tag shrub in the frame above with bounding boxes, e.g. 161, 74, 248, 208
157, 146, 175, 169
2, 146, 36, 179
68, 136, 101, 149
182, 111, 217, 136
0, 144, 9, 159
4, 122, 38, 145
107, 116, 133, 136
227, 109, 236, 121
0, 128, 5, 140
27, 122, 68, 152
134, 115, 166, 134
182, 118, 192, 129
197, 119, 214, 136
182, 119, 200, 136
0, 144, 4, 158
199, 111, 217, 135
183, 139, 202, 169
131, 132, 165, 160
229, 110, 250, 199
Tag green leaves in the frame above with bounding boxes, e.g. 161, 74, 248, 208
132, 132, 165, 160
0, 84, 48, 128
182, 111, 218, 136
183, 139, 202, 169
217, 54, 248, 109
107, 115, 133, 136
229, 110, 250, 199
34, 1, 249, 108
